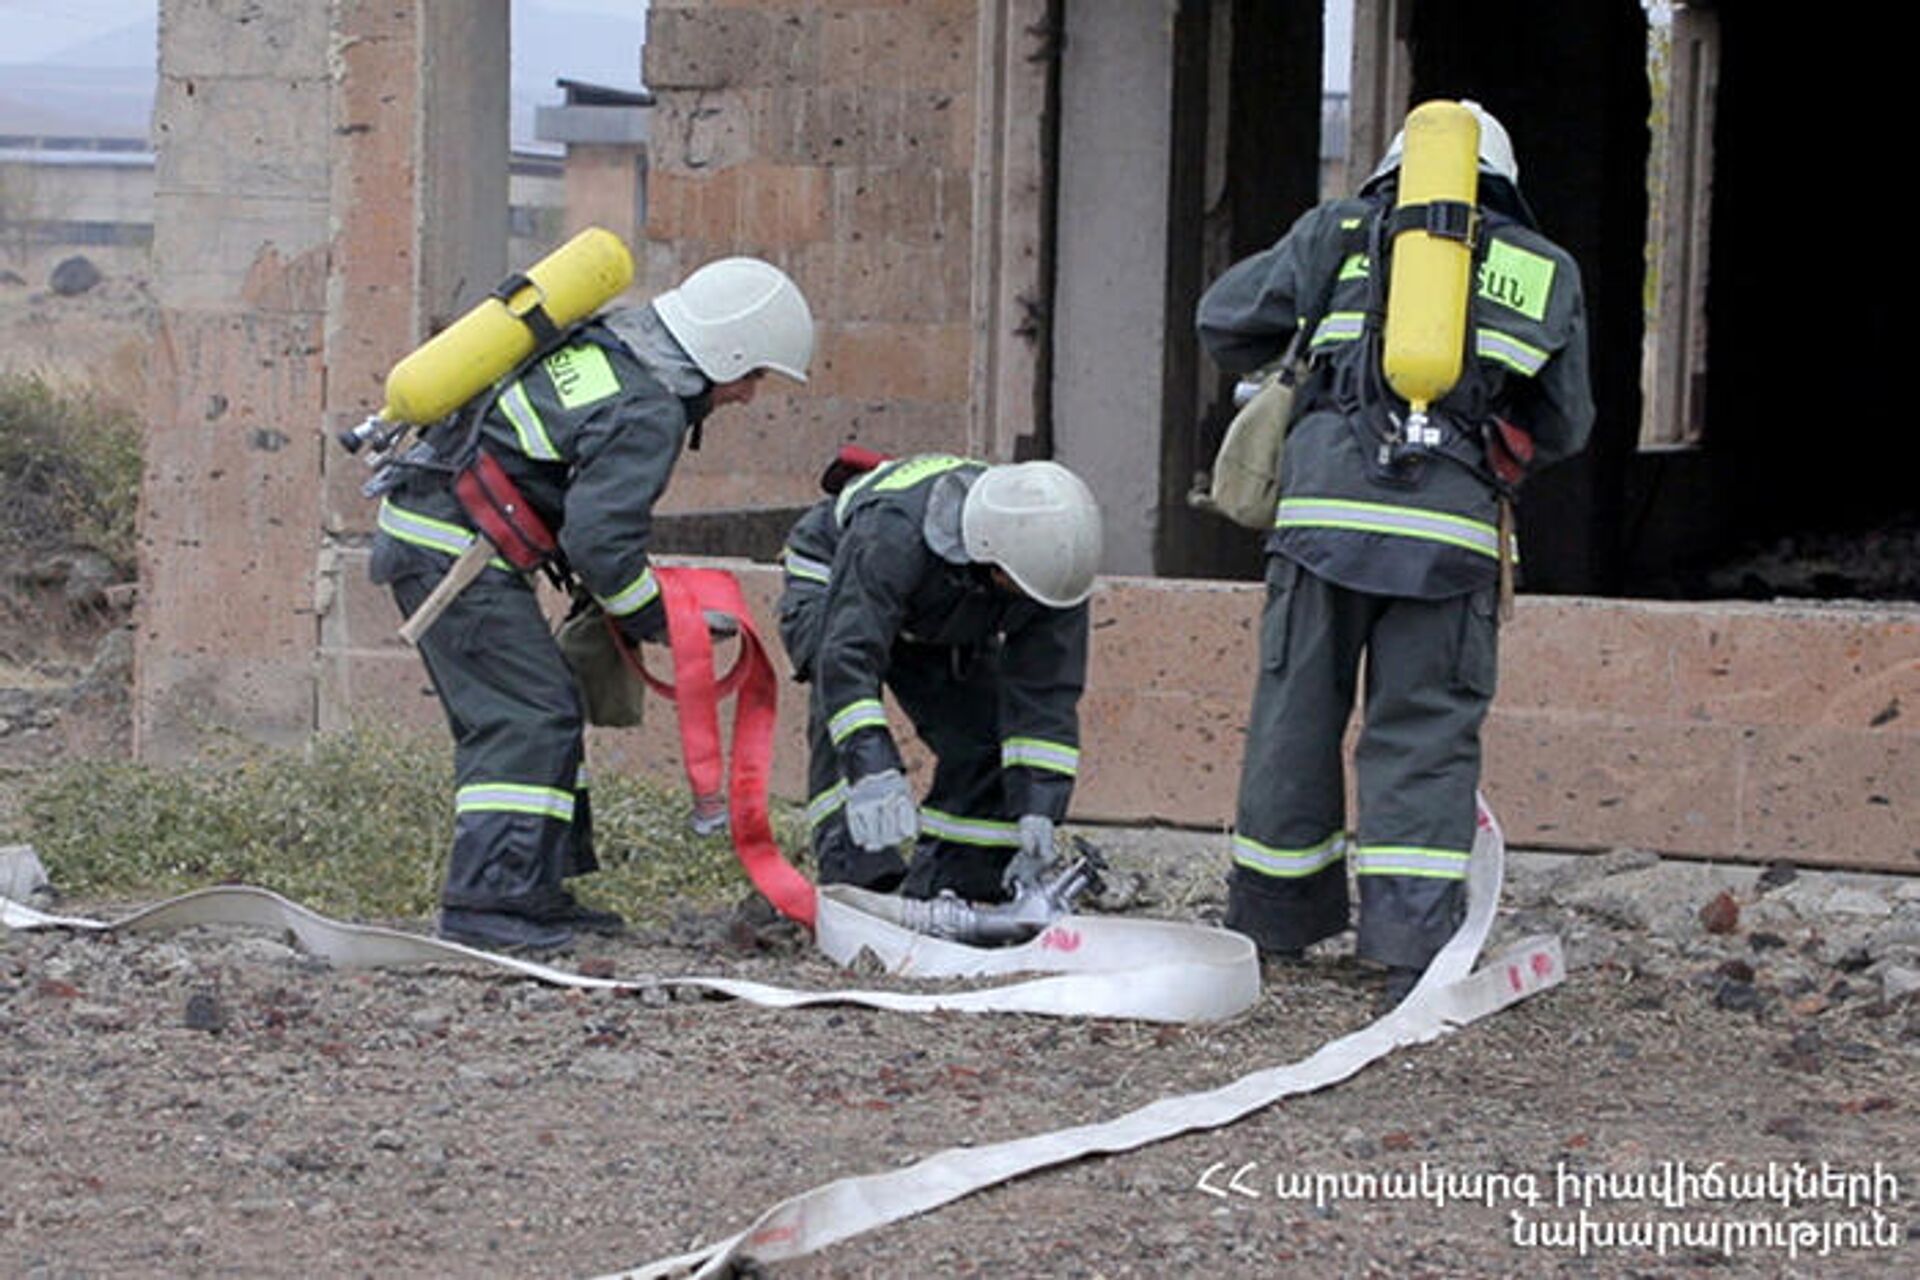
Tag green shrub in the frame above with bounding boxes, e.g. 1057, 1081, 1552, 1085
15, 724, 811, 927
0, 372, 142, 570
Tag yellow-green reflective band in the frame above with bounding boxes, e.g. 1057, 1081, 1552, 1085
920, 808, 1020, 848
1309, 312, 1366, 348
1232, 831, 1345, 878
1475, 327, 1549, 376
455, 782, 575, 822
1353, 844, 1470, 880
835, 454, 969, 523
806, 782, 847, 829
600, 565, 659, 618
1338, 216, 1363, 230
500, 380, 561, 461
782, 548, 831, 585
379, 498, 475, 557
828, 698, 888, 744
544, 342, 619, 410
1276, 498, 1500, 559
1337, 253, 1371, 281
1477, 240, 1556, 322
378, 499, 514, 571
1001, 737, 1080, 777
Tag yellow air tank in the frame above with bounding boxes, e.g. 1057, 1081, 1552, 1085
380, 226, 635, 425
1381, 100, 1481, 436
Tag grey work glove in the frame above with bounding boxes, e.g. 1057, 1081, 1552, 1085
844, 768, 919, 852
1003, 814, 1057, 894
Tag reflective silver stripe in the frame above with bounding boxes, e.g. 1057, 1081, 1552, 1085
782, 549, 832, 586
1001, 737, 1080, 777
499, 380, 561, 460
1232, 831, 1345, 879
1276, 498, 1500, 559
1475, 328, 1549, 376
1353, 845, 1470, 880
828, 698, 888, 744
600, 566, 659, 618
378, 498, 476, 557
920, 808, 1019, 848
806, 782, 847, 829
1309, 312, 1366, 347
455, 783, 575, 822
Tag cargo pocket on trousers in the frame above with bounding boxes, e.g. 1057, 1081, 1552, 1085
1260, 558, 1299, 674
1453, 586, 1499, 698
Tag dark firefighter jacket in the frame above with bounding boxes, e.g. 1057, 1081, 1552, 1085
782, 455, 1090, 823
370, 317, 709, 640
1196, 187, 1595, 599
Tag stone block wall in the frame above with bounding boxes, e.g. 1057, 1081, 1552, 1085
641, 0, 981, 516
329, 555, 1920, 875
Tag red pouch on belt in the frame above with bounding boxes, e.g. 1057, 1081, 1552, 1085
452, 449, 557, 571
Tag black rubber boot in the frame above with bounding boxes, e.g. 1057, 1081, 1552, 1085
1375, 965, 1424, 1015
438, 908, 574, 953
524, 889, 627, 936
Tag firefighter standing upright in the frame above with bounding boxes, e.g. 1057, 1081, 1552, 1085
1196, 101, 1595, 1008
370, 255, 815, 952
776, 456, 1102, 903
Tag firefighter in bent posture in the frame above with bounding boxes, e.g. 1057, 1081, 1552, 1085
370, 256, 814, 951
776, 456, 1103, 905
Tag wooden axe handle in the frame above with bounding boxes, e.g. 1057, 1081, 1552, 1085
398, 540, 494, 646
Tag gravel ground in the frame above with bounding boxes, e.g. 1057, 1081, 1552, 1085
5, 832, 1918, 1279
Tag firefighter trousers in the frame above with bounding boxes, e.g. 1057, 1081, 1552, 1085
1226, 556, 1497, 969
388, 561, 596, 916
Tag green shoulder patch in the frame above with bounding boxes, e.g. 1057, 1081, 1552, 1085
1477, 240, 1556, 323
544, 343, 620, 410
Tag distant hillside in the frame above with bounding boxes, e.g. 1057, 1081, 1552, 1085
0, 66, 155, 140
0, 3, 645, 148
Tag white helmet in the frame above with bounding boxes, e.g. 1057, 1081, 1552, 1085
961, 461, 1103, 608
1371, 99, 1518, 187
653, 257, 814, 384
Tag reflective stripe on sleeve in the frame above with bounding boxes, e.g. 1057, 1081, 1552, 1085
782, 549, 832, 586
1001, 737, 1080, 778
828, 698, 889, 745
1353, 844, 1470, 880
499, 380, 562, 461
455, 783, 575, 823
1275, 497, 1500, 559
599, 566, 660, 618
920, 809, 1020, 848
806, 782, 848, 830
1308, 312, 1366, 349
1475, 328, 1550, 377
1232, 831, 1346, 879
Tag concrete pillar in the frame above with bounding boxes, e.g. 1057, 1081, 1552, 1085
140, 0, 335, 757
1052, 0, 1175, 575
143, 0, 509, 757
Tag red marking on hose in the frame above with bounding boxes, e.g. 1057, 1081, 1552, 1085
1507, 964, 1523, 993
624, 568, 818, 929
1530, 951, 1555, 979
1039, 928, 1083, 953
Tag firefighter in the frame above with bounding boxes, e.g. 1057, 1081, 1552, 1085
776, 457, 1102, 903
371, 257, 814, 951
1196, 101, 1595, 1009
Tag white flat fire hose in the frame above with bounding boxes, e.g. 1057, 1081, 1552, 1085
1, 799, 1561, 1277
